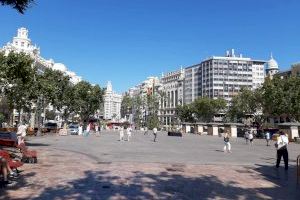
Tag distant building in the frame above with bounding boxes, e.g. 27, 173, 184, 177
159, 68, 184, 128
183, 64, 201, 104
1, 27, 82, 84
183, 49, 266, 103
0, 27, 83, 127
265, 54, 279, 79
104, 81, 122, 120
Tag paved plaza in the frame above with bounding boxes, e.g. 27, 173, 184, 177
1, 130, 300, 199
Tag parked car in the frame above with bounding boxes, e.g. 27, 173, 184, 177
68, 124, 79, 135
44, 122, 58, 133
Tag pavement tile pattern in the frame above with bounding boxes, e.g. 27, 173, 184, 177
1, 132, 300, 200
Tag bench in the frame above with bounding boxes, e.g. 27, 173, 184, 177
0, 139, 17, 147
17, 143, 38, 163
168, 131, 183, 137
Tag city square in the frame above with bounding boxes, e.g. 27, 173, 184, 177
1, 131, 300, 199
1, 1, 300, 199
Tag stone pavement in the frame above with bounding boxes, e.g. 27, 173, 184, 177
1, 131, 300, 200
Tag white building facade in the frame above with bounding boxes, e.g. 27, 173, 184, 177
1, 27, 82, 84
183, 49, 266, 103
159, 68, 184, 128
1, 27, 83, 127
104, 81, 122, 120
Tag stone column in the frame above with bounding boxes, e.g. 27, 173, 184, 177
230, 125, 237, 138
290, 126, 299, 140
208, 125, 218, 136
197, 125, 203, 134
212, 125, 218, 136
186, 124, 191, 133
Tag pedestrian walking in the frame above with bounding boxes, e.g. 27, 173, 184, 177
78, 123, 83, 136
16, 122, 27, 145
127, 126, 132, 141
144, 127, 148, 135
275, 131, 289, 170
153, 127, 158, 142
244, 130, 249, 144
265, 131, 271, 146
248, 131, 254, 145
223, 131, 231, 153
119, 126, 124, 141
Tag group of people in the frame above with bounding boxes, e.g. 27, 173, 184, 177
78, 123, 102, 136
119, 126, 158, 142
244, 130, 255, 145
119, 126, 132, 141
223, 129, 290, 170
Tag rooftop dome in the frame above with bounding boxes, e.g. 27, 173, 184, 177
53, 63, 67, 72
267, 54, 278, 69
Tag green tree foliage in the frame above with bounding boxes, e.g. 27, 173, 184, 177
176, 104, 195, 123
0, 0, 34, 14
121, 94, 133, 118
193, 97, 226, 122
145, 94, 160, 129
132, 96, 144, 128
262, 76, 300, 121
0, 52, 36, 122
175, 97, 226, 123
73, 81, 104, 122
0, 52, 105, 127
227, 87, 263, 122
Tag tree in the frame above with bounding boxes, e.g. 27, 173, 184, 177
72, 81, 104, 123
121, 94, 133, 119
145, 94, 160, 129
0, 52, 36, 124
0, 0, 34, 14
193, 97, 226, 122
176, 104, 195, 123
132, 95, 144, 128
227, 87, 263, 123
262, 76, 300, 122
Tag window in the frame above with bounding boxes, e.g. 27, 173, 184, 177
21, 42, 24, 47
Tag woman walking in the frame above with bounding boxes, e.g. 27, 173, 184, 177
223, 131, 231, 153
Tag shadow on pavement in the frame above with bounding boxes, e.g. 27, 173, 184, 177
0, 172, 37, 200
2, 166, 299, 200
252, 164, 300, 200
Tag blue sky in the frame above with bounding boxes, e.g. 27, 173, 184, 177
0, 0, 299, 93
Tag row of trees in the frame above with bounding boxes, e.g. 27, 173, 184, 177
121, 92, 161, 130
229, 76, 300, 127
176, 97, 227, 123
122, 75, 300, 129
0, 52, 104, 127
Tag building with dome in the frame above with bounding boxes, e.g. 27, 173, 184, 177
104, 81, 122, 120
266, 54, 279, 78
1, 27, 82, 84
1, 27, 83, 126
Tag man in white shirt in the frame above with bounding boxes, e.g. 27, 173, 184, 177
275, 131, 289, 170
17, 122, 27, 145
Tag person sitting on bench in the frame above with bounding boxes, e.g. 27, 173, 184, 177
0, 156, 18, 187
